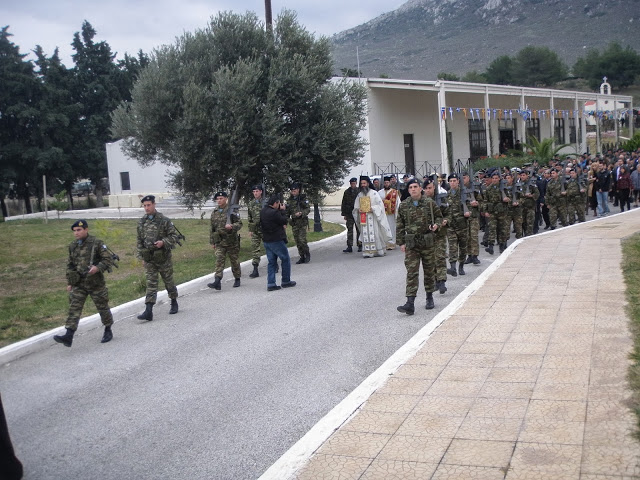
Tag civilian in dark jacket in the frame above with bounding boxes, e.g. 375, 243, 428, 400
260, 194, 296, 291
595, 167, 611, 216
617, 166, 632, 212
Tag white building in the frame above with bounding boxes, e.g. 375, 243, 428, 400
107, 78, 634, 206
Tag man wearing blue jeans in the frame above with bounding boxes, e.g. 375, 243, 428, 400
595, 165, 611, 216
260, 194, 296, 291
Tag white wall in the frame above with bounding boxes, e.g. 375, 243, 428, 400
106, 140, 179, 207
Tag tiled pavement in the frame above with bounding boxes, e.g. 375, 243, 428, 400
291, 212, 640, 479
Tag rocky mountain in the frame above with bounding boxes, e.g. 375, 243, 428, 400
331, 0, 640, 81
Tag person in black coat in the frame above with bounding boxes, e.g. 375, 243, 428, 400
260, 194, 297, 291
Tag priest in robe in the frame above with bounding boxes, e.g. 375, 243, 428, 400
353, 176, 392, 258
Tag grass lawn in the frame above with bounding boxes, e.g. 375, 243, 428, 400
0, 218, 342, 347
622, 234, 640, 440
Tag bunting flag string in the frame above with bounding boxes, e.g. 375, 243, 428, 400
438, 105, 626, 122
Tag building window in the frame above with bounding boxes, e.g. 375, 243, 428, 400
569, 118, 577, 144
120, 172, 131, 191
526, 118, 540, 142
554, 118, 565, 144
468, 119, 486, 160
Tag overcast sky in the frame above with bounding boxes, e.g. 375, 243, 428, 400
2, 0, 405, 66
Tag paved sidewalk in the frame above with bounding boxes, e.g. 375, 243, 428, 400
281, 212, 640, 479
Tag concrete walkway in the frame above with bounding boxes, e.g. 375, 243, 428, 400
270, 211, 640, 479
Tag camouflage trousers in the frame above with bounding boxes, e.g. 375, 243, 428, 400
522, 207, 536, 236
345, 216, 361, 247
66, 283, 113, 331
447, 223, 468, 263
506, 208, 523, 239
466, 216, 480, 256
435, 232, 447, 282
548, 202, 568, 228
250, 231, 263, 266
487, 213, 509, 245
404, 246, 436, 296
214, 243, 241, 279
566, 198, 585, 224
144, 255, 178, 304
291, 221, 309, 258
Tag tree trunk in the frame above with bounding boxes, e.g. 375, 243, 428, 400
16, 182, 32, 214
95, 186, 104, 208
0, 196, 7, 219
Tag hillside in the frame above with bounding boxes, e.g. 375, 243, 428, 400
331, 0, 640, 81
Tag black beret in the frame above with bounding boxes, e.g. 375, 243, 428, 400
71, 219, 88, 230
290, 183, 301, 190
448, 173, 459, 181
383, 176, 391, 181
405, 178, 420, 188
349, 177, 358, 183
213, 191, 228, 199
251, 184, 263, 191
141, 195, 155, 203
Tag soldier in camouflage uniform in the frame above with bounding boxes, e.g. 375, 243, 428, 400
462, 172, 481, 265
424, 180, 448, 295
136, 195, 181, 321
545, 168, 568, 229
247, 185, 265, 278
208, 191, 243, 290
519, 169, 540, 236
396, 179, 443, 314
504, 171, 523, 240
53, 219, 115, 347
341, 178, 361, 253
482, 170, 509, 255
286, 183, 311, 264
445, 174, 469, 277
565, 168, 586, 224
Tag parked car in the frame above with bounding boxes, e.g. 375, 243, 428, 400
71, 181, 93, 196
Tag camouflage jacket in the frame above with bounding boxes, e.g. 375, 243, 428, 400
137, 212, 180, 259
247, 199, 263, 235
565, 178, 583, 200
445, 188, 468, 228
210, 205, 242, 246
66, 235, 113, 287
286, 194, 310, 227
341, 187, 359, 217
545, 178, 564, 205
519, 180, 540, 209
482, 184, 505, 215
397, 196, 443, 247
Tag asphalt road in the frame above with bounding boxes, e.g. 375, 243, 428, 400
1, 220, 496, 480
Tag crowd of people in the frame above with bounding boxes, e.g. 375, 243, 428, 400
342, 147, 640, 313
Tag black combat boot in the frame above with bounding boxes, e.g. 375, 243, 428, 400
485, 244, 494, 255
101, 326, 113, 343
438, 280, 447, 294
472, 255, 481, 265
233, 278, 241, 288
343, 245, 353, 253
207, 276, 222, 290
295, 254, 306, 264
357, 244, 363, 252
53, 328, 75, 347
137, 303, 153, 321
397, 296, 415, 315
169, 299, 178, 314
249, 264, 259, 278
464, 255, 473, 264
425, 292, 435, 310
458, 263, 465, 276
447, 261, 458, 277
305, 249, 311, 263
499, 242, 507, 253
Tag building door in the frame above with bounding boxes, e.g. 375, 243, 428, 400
499, 130, 514, 154
404, 134, 415, 175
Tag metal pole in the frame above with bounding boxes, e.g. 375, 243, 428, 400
265, 0, 272, 31
43, 175, 48, 224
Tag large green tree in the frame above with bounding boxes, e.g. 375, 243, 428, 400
574, 42, 640, 90
485, 55, 514, 85
511, 46, 568, 87
0, 26, 40, 215
112, 10, 367, 207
